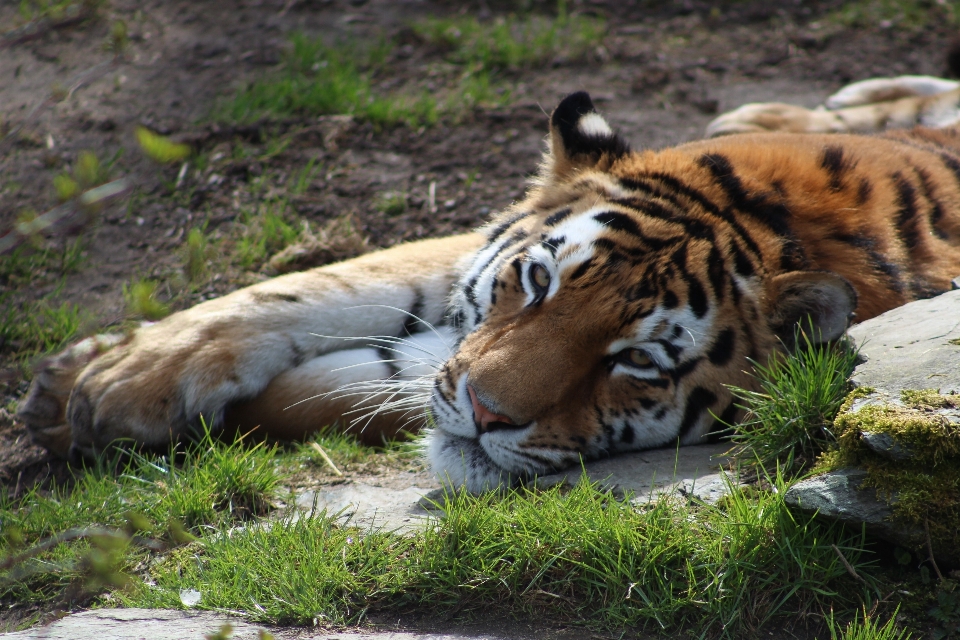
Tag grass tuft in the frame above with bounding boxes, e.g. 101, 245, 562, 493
123, 278, 170, 321
221, 34, 437, 128
726, 332, 860, 474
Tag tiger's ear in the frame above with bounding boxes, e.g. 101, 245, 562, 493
765, 271, 858, 350
547, 92, 630, 181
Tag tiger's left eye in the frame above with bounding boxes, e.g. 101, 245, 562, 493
530, 264, 550, 290
625, 349, 654, 368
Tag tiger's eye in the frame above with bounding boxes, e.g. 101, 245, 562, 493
531, 264, 550, 289
628, 349, 653, 367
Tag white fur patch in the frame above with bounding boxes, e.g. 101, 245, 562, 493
577, 112, 613, 138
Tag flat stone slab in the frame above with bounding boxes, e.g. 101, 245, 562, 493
847, 288, 960, 399
534, 442, 734, 504
0, 608, 270, 640
0, 608, 622, 639
294, 443, 735, 531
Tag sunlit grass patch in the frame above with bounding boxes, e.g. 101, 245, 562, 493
123, 278, 170, 321
220, 33, 437, 128
726, 333, 860, 475
413, 2, 606, 71
123, 472, 877, 635
0, 296, 86, 363
828, 0, 960, 29
0, 428, 284, 608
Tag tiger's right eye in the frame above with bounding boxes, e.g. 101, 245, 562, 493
531, 263, 550, 290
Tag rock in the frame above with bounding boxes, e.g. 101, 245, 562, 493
847, 289, 960, 399
785, 468, 959, 567
782, 290, 960, 567
531, 442, 734, 504
0, 608, 270, 639
860, 431, 914, 462
784, 468, 910, 537
295, 482, 439, 532
293, 444, 736, 533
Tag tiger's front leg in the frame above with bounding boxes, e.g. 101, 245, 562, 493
17, 233, 484, 459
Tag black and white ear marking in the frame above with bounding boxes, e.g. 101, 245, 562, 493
548, 92, 630, 179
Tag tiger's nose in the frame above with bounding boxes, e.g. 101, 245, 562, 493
467, 384, 520, 434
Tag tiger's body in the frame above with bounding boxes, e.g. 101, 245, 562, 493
17, 78, 960, 491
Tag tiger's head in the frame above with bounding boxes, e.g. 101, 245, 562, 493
427, 92, 857, 491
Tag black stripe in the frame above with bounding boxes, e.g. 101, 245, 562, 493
677, 386, 717, 441
620, 422, 635, 444
620, 173, 765, 263
819, 145, 854, 192
402, 289, 425, 335
542, 236, 566, 256
855, 178, 872, 206
707, 245, 725, 304
487, 210, 532, 243
569, 258, 593, 281
706, 401, 738, 443
892, 172, 922, 249
544, 207, 572, 226
656, 339, 682, 362
832, 232, 905, 294
697, 153, 807, 271
670, 357, 702, 385
707, 328, 735, 366
916, 168, 949, 240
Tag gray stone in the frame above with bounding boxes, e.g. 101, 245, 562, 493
0, 608, 630, 639
860, 431, 914, 462
784, 468, 960, 566
847, 289, 960, 399
295, 482, 439, 532
0, 608, 270, 639
782, 291, 960, 567
293, 444, 735, 533
532, 442, 735, 504
784, 468, 901, 533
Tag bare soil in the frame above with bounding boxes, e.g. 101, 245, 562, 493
0, 0, 956, 632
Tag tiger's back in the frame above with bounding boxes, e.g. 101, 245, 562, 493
618, 129, 960, 323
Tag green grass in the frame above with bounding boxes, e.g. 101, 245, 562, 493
413, 1, 605, 71
0, 296, 86, 363
123, 279, 170, 321
828, 0, 960, 29
220, 33, 437, 128
828, 608, 912, 640
726, 333, 860, 475
0, 429, 284, 608
118, 470, 877, 636
219, 3, 605, 127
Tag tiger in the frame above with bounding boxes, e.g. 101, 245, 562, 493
15, 77, 960, 492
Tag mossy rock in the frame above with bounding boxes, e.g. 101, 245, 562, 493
816, 388, 960, 566
788, 291, 960, 567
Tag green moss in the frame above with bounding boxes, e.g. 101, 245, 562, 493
829, 387, 960, 556
947, 338, 960, 346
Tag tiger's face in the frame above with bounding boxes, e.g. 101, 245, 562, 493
427, 92, 857, 491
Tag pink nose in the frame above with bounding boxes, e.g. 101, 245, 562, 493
467, 385, 515, 432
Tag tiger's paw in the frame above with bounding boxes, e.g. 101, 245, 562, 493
705, 103, 847, 137
824, 75, 960, 109
16, 333, 126, 457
